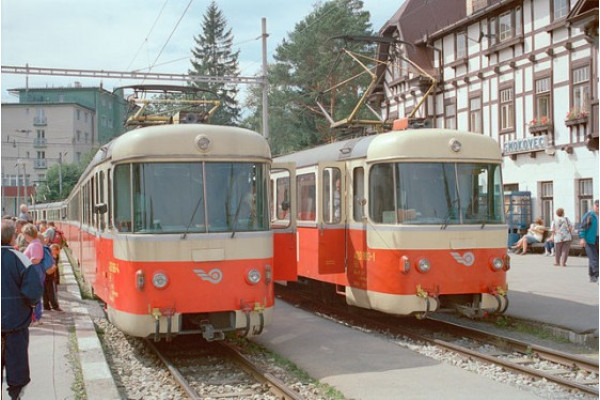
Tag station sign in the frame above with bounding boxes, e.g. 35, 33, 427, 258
503, 135, 547, 155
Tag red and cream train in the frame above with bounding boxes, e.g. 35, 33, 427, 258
32, 123, 287, 341
33, 125, 509, 340
270, 128, 509, 318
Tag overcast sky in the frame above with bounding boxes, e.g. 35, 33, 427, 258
1, 0, 403, 103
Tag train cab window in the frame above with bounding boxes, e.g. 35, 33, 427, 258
369, 162, 505, 226
353, 167, 365, 222
297, 173, 316, 221
114, 164, 132, 232
322, 167, 341, 224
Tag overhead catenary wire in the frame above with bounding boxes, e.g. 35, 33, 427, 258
144, 0, 194, 81
126, 0, 170, 71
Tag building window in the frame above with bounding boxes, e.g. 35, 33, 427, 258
456, 31, 467, 59
500, 87, 514, 132
37, 151, 45, 160
534, 77, 551, 122
493, 8, 521, 43
553, 0, 569, 19
445, 101, 456, 129
36, 129, 45, 139
84, 132, 89, 143
76, 109, 81, 120
469, 96, 482, 133
498, 11, 512, 41
572, 65, 590, 113
578, 179, 593, 221
541, 181, 553, 227
77, 130, 81, 141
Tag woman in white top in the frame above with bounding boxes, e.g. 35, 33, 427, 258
550, 208, 573, 267
511, 218, 545, 255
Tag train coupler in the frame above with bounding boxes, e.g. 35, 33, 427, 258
415, 285, 439, 320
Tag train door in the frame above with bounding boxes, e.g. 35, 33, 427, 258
270, 163, 297, 281
317, 162, 346, 274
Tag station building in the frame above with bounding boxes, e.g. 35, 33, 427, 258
374, 0, 598, 226
1, 84, 126, 215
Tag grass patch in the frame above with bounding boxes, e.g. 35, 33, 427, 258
230, 338, 346, 399
63, 248, 94, 300
67, 325, 87, 400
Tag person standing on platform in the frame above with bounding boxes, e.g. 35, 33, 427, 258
17, 204, 31, 222
580, 200, 599, 283
550, 208, 573, 267
21, 224, 46, 322
1, 219, 44, 400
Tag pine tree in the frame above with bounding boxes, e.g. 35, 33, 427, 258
189, 1, 241, 126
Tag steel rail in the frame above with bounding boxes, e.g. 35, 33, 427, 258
218, 341, 305, 400
144, 339, 201, 400
276, 286, 599, 397
427, 318, 599, 373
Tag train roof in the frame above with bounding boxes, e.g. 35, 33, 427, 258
82, 124, 270, 176
274, 129, 502, 167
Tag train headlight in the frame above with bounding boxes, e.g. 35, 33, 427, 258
491, 257, 504, 271
246, 269, 261, 285
152, 272, 169, 289
417, 258, 431, 273
449, 138, 462, 152
399, 256, 410, 274
135, 270, 145, 290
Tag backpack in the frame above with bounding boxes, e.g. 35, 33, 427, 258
40, 246, 55, 272
50, 229, 67, 248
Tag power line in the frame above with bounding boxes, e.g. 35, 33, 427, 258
126, 0, 170, 71
149, 0, 194, 73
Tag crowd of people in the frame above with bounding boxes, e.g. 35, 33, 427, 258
1, 204, 67, 400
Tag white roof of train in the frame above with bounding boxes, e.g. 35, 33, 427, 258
274, 129, 502, 167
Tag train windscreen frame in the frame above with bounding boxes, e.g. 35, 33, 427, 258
369, 162, 504, 226
114, 162, 269, 233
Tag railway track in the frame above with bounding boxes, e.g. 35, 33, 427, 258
277, 284, 599, 397
145, 336, 304, 399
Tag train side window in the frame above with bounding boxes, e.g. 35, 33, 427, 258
297, 173, 316, 221
107, 169, 112, 229
114, 165, 132, 232
353, 167, 364, 222
276, 176, 290, 221
322, 167, 341, 224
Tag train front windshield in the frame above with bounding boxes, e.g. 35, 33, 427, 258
369, 162, 504, 225
114, 162, 269, 233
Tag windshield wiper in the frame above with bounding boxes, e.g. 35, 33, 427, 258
441, 198, 459, 230
230, 192, 246, 239
182, 195, 204, 239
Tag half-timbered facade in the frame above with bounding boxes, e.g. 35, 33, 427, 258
375, 0, 598, 225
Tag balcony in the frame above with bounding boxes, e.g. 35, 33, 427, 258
33, 159, 47, 169
33, 116, 47, 126
33, 137, 47, 148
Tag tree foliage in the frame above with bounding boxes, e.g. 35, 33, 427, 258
35, 147, 99, 203
243, 0, 374, 155
189, 1, 241, 126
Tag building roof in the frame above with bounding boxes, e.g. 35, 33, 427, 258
8, 85, 114, 96
1, 102, 95, 111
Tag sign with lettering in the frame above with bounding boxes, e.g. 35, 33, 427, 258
503, 135, 547, 155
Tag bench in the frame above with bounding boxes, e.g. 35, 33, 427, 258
528, 230, 585, 256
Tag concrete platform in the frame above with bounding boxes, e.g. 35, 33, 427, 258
3, 249, 596, 399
